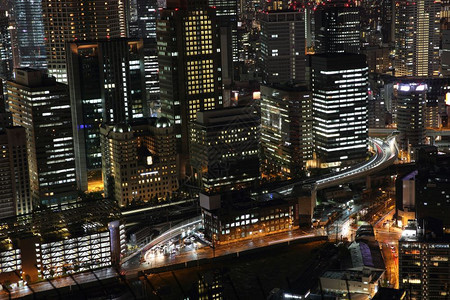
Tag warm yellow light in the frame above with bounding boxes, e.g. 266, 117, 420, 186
446, 92, 450, 106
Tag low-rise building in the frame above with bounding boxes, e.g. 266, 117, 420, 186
0, 199, 124, 285
200, 191, 299, 244
320, 268, 384, 298
319, 225, 385, 298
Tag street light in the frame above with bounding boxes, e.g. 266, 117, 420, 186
212, 233, 217, 258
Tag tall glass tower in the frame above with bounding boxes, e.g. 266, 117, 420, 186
11, 0, 47, 69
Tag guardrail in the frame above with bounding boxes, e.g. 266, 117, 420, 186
121, 216, 202, 265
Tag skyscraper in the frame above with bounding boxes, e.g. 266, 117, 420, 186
158, 0, 223, 175
310, 54, 368, 168
41, 0, 126, 83
7, 68, 77, 208
100, 118, 178, 207
260, 84, 313, 178
394, 0, 440, 77
67, 39, 146, 192
314, 0, 361, 54
0, 10, 13, 79
10, 0, 47, 69
259, 9, 306, 85
208, 0, 239, 82
0, 126, 31, 218
189, 106, 260, 191
395, 82, 426, 151
399, 220, 450, 300
128, 0, 160, 115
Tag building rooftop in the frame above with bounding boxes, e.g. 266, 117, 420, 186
321, 269, 384, 283
343, 240, 385, 271
0, 199, 122, 249
400, 219, 450, 243
372, 288, 406, 300
201, 190, 295, 215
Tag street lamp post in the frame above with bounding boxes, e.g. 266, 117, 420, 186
212, 233, 217, 258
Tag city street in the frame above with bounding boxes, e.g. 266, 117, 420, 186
374, 209, 401, 288
123, 228, 321, 273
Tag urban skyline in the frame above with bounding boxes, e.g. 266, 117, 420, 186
0, 0, 448, 299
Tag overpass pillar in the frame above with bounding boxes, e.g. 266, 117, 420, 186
366, 175, 371, 190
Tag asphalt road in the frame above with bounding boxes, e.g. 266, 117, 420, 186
124, 229, 320, 274
374, 210, 401, 289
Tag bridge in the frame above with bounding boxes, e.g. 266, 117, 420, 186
121, 137, 399, 269
369, 127, 450, 138
275, 137, 398, 196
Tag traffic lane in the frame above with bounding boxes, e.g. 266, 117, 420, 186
137, 229, 317, 272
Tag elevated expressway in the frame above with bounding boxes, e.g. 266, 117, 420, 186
122, 137, 398, 269
275, 136, 399, 196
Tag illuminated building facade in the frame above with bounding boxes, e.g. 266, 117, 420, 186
395, 83, 426, 151
394, 0, 440, 77
41, 0, 126, 83
260, 84, 313, 178
314, 1, 361, 54
158, 0, 223, 175
208, 0, 239, 82
67, 39, 147, 192
189, 106, 260, 192
0, 126, 31, 218
363, 46, 391, 74
7, 68, 77, 208
310, 54, 368, 167
368, 74, 391, 128
0, 199, 125, 284
0, 10, 13, 79
442, 0, 450, 76
399, 221, 450, 300
200, 191, 298, 244
10, 0, 47, 69
259, 10, 306, 85
100, 118, 178, 207
128, 0, 160, 114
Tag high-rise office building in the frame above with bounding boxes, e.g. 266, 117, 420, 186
310, 54, 368, 167
442, 0, 450, 76
41, 0, 126, 83
7, 68, 77, 207
189, 106, 260, 192
394, 0, 440, 77
128, 0, 160, 115
260, 84, 313, 178
100, 118, 178, 207
259, 9, 306, 85
395, 83, 426, 151
209, 0, 238, 82
314, 0, 361, 54
399, 220, 450, 300
0, 10, 13, 79
158, 0, 223, 175
0, 126, 31, 218
67, 39, 146, 192
10, 0, 47, 69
